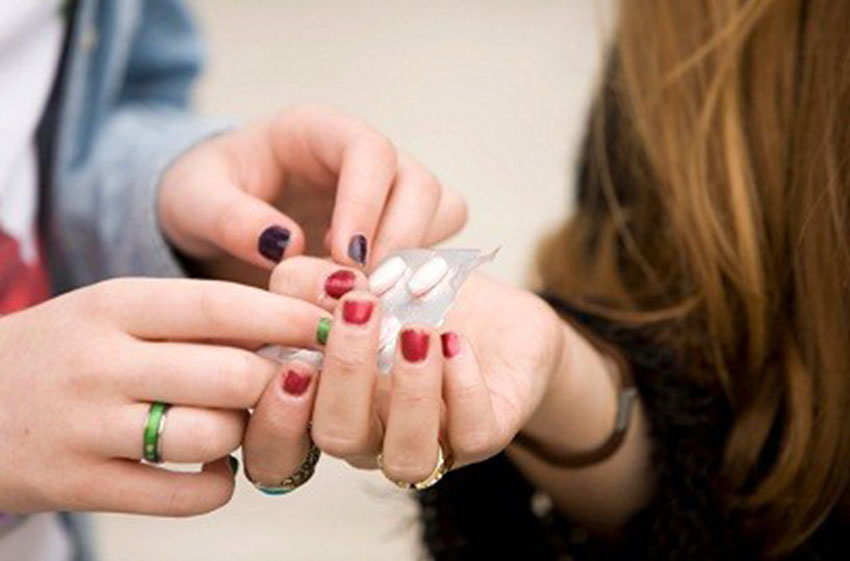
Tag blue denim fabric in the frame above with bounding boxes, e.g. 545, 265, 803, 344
46, 0, 230, 292
40, 1, 231, 559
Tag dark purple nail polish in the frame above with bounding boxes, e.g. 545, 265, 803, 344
347, 234, 368, 266
258, 226, 291, 263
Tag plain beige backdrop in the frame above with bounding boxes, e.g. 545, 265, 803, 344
93, 1, 607, 559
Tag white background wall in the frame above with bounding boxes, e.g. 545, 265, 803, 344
94, 1, 608, 559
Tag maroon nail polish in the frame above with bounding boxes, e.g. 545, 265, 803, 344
401, 329, 430, 362
325, 270, 356, 299
342, 300, 374, 324
282, 370, 311, 396
441, 332, 461, 358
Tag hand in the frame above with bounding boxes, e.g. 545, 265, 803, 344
158, 104, 467, 283
242, 257, 569, 487
0, 278, 329, 515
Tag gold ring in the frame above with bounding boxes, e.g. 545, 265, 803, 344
250, 438, 321, 496
376, 442, 453, 491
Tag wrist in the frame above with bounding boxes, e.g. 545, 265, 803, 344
521, 320, 619, 455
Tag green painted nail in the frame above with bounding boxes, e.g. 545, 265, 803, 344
228, 455, 239, 476
316, 317, 331, 345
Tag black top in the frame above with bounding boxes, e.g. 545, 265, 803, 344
416, 302, 846, 560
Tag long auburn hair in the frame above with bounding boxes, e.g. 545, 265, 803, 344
539, 0, 850, 555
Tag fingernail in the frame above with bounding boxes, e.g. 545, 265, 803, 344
325, 270, 356, 299
401, 329, 430, 362
441, 332, 461, 358
316, 317, 331, 345
282, 370, 311, 396
342, 300, 374, 325
347, 234, 368, 266
258, 226, 291, 263
228, 455, 240, 476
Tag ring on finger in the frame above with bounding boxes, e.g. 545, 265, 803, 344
249, 437, 322, 496
376, 440, 454, 491
142, 401, 171, 464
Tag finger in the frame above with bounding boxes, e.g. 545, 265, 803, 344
266, 106, 398, 268
108, 279, 330, 349
124, 341, 279, 408
381, 327, 443, 484
85, 457, 236, 516
243, 362, 317, 486
440, 332, 502, 467
369, 153, 442, 265
268, 255, 369, 311
162, 171, 307, 269
217, 188, 308, 267
98, 405, 246, 463
311, 290, 383, 463
327, 135, 398, 268
423, 186, 468, 245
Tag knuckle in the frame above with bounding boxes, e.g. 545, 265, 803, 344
253, 409, 303, 442
213, 202, 242, 248
412, 169, 442, 199
449, 379, 484, 406
190, 418, 231, 460
381, 451, 434, 484
81, 278, 128, 315
312, 426, 370, 459
394, 389, 437, 411
370, 134, 397, 166
324, 346, 370, 377
194, 284, 230, 330
394, 379, 439, 410
164, 483, 200, 516
218, 354, 263, 405
351, 130, 397, 172
268, 260, 300, 296
453, 428, 497, 461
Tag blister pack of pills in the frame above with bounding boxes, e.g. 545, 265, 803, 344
257, 248, 497, 373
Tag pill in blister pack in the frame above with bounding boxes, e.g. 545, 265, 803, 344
406, 257, 449, 296
257, 248, 497, 373
368, 256, 406, 295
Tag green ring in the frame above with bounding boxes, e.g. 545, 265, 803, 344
143, 401, 170, 463
316, 317, 331, 345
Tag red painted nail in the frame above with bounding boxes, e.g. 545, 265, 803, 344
325, 270, 356, 299
342, 300, 374, 325
401, 329, 430, 362
282, 370, 311, 396
441, 332, 461, 358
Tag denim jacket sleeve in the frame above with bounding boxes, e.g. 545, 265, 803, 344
47, 0, 231, 291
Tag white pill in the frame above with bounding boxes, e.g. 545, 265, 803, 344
369, 256, 407, 295
407, 257, 449, 296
